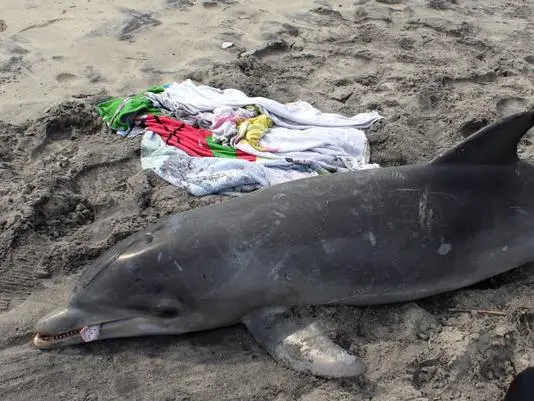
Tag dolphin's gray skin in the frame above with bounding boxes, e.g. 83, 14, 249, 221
34, 110, 534, 378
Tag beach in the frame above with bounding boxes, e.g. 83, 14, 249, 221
1, 0, 534, 400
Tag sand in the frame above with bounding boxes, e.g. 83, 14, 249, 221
1, 0, 534, 400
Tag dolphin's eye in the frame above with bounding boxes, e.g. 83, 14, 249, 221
155, 304, 180, 318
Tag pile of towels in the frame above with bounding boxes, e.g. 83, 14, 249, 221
97, 79, 383, 196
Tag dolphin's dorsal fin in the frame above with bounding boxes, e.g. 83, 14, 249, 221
429, 110, 534, 165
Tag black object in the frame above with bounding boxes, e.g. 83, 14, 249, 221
504, 367, 534, 401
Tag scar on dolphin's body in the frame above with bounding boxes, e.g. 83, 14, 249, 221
34, 110, 534, 378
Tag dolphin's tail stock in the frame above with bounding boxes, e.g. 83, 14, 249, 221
242, 308, 366, 378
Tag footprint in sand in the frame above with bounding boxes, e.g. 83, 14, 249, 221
83, 66, 103, 83
168, 0, 196, 8
55, 72, 79, 83
496, 97, 528, 117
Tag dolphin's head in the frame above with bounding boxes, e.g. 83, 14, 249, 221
33, 221, 232, 349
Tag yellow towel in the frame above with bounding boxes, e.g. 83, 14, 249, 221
237, 115, 273, 151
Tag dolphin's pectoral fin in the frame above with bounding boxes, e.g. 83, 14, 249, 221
429, 110, 534, 165
242, 308, 366, 378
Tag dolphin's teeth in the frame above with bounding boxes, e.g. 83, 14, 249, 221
44, 328, 82, 341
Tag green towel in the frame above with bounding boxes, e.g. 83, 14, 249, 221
97, 85, 166, 131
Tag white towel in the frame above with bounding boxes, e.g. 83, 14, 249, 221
147, 79, 383, 130
235, 125, 375, 171
140, 132, 319, 197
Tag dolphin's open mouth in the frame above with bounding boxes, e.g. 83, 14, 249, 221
34, 325, 102, 349
34, 329, 83, 348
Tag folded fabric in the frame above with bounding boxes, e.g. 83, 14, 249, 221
233, 115, 274, 151
233, 125, 377, 171
143, 114, 256, 161
146, 79, 383, 130
140, 131, 319, 196
212, 106, 257, 130
97, 84, 167, 132
210, 106, 258, 146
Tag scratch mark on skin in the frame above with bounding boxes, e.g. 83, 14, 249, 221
415, 187, 435, 237
199, 263, 248, 299
367, 232, 376, 246
269, 251, 292, 282
395, 188, 458, 200
438, 237, 452, 255
418, 189, 429, 233
199, 242, 269, 299
390, 171, 406, 181
511, 205, 528, 216
325, 293, 360, 305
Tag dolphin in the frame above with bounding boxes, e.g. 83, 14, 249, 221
34, 110, 534, 378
